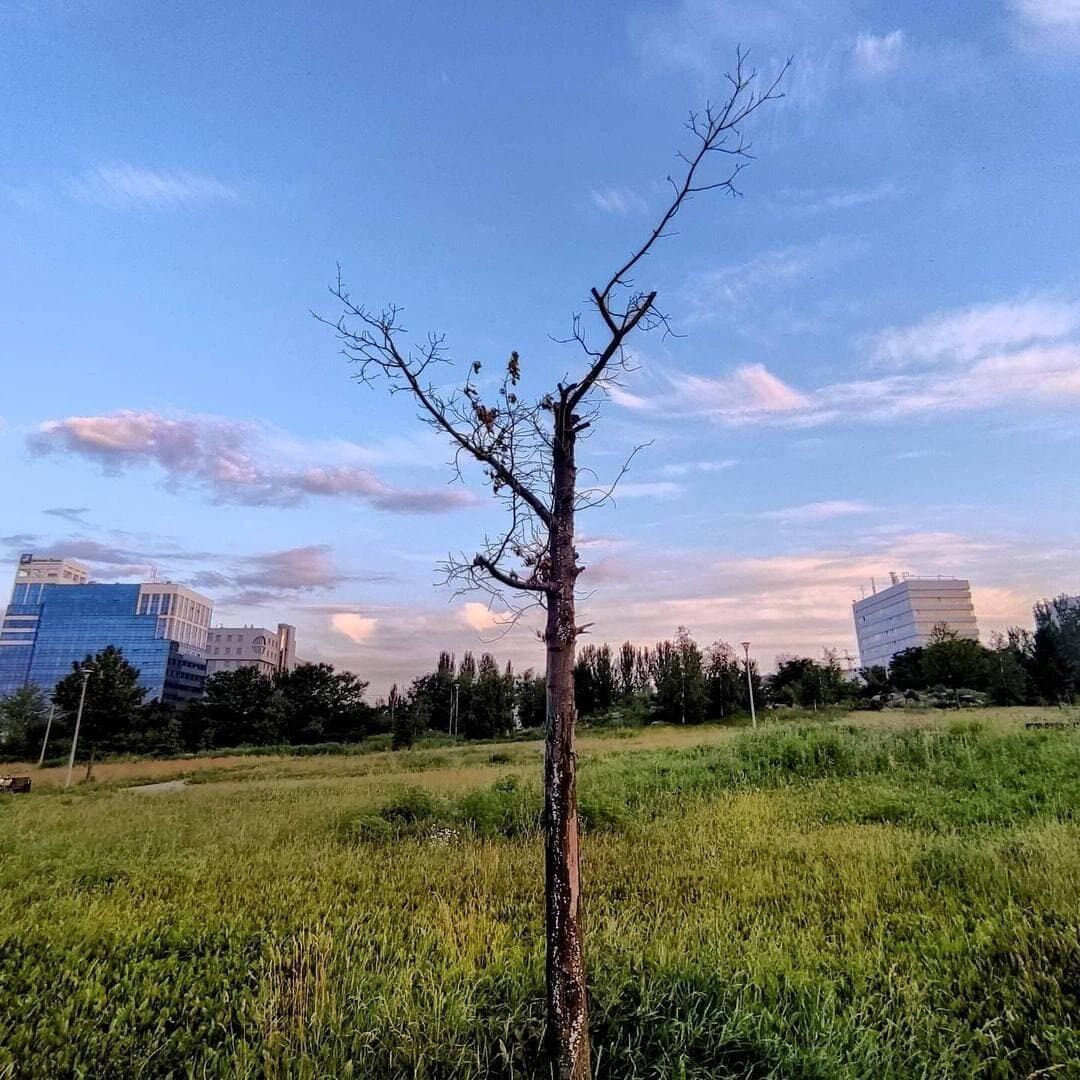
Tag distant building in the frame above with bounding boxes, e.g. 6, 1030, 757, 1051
853, 575, 979, 670
0, 556, 212, 704
11, 552, 89, 592
205, 623, 297, 678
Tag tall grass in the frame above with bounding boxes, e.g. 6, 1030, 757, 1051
1, 720, 1079, 1077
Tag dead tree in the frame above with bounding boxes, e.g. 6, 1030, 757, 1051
320, 51, 786, 1080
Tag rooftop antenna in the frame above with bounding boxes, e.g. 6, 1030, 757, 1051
889, 570, 899, 586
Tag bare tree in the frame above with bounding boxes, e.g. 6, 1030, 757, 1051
320, 51, 786, 1080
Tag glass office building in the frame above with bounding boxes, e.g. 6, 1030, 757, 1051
0, 579, 212, 704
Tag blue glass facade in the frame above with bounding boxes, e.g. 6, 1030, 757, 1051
0, 583, 207, 703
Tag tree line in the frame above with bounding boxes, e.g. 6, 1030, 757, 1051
2, 598, 1078, 768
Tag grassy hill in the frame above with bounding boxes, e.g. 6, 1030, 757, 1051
2, 708, 1079, 1077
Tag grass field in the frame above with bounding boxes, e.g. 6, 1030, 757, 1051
2, 707, 1079, 1077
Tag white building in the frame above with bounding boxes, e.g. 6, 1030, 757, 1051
853, 576, 979, 669
205, 623, 297, 677
11, 553, 89, 596
136, 583, 213, 653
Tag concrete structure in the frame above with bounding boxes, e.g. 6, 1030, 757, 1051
0, 556, 212, 703
853, 575, 979, 669
205, 623, 297, 677
11, 553, 89, 594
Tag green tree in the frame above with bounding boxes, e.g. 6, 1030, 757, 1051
467, 653, 513, 738
922, 624, 989, 702
53, 646, 146, 778
986, 632, 1031, 705
617, 642, 638, 699
516, 668, 546, 729
703, 641, 739, 720
1030, 597, 1080, 703
193, 667, 285, 748
674, 627, 707, 724
392, 690, 428, 750
275, 662, 372, 743
889, 647, 926, 691
0, 684, 49, 760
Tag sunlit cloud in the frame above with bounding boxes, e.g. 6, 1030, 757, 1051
331, 612, 378, 643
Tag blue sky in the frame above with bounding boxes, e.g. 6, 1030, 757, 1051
2, 0, 1078, 693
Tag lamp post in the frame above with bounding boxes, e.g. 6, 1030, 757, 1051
740, 641, 757, 730
64, 667, 93, 790
37, 701, 56, 768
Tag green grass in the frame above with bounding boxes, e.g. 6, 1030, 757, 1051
2, 715, 1080, 1077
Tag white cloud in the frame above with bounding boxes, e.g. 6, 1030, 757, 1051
776, 181, 900, 215
760, 500, 875, 523
871, 296, 1080, 367
852, 30, 905, 76
618, 364, 813, 425
331, 612, 377, 644
68, 165, 238, 209
590, 187, 647, 214
659, 459, 738, 477
1009, 0, 1080, 51
611, 287, 1080, 427
461, 602, 506, 632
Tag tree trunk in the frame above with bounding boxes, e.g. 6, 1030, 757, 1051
84, 745, 95, 783
544, 405, 590, 1079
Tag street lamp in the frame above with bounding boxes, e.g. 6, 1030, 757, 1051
740, 641, 757, 730
64, 666, 93, 790
37, 700, 56, 768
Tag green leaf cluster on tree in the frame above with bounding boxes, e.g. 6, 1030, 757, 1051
53, 645, 147, 777
0, 684, 50, 760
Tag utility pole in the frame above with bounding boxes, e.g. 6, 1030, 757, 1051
64, 668, 93, 790
37, 701, 56, 767
740, 641, 757, 730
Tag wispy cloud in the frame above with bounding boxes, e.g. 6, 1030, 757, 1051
870, 295, 1080, 367
42, 506, 91, 526
590, 186, 647, 214
774, 181, 900, 216
760, 499, 875, 523
852, 30, 906, 77
684, 236, 860, 322
612, 363, 812, 425
612, 288, 1080, 427
68, 164, 238, 209
30, 410, 477, 514
1009, 0, 1080, 52
658, 459, 738, 477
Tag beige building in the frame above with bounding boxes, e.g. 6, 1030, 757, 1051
205, 623, 297, 677
11, 553, 89, 597
136, 583, 213, 652
853, 575, 979, 669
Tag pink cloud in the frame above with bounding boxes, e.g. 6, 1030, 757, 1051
31, 410, 477, 514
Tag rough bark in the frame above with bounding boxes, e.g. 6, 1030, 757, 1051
544, 402, 589, 1079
